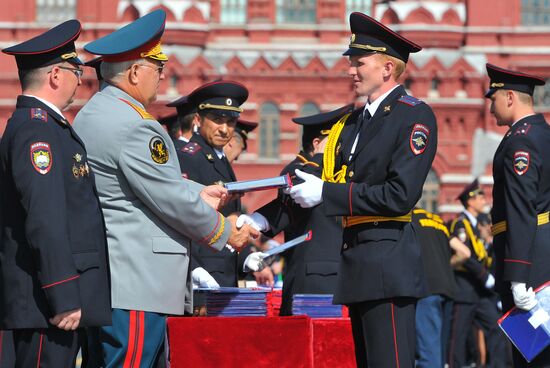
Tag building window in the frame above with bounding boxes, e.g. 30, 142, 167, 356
36, 0, 76, 22
276, 0, 316, 24
259, 103, 280, 159
418, 169, 440, 213
299, 102, 320, 117
346, 0, 372, 18
522, 0, 550, 25
220, 0, 247, 24
534, 78, 550, 106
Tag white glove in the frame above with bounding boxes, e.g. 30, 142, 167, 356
243, 252, 267, 272
236, 212, 270, 232
511, 281, 537, 311
192, 267, 220, 289
484, 274, 495, 289
284, 169, 323, 208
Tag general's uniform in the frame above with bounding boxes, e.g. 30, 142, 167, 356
484, 63, 550, 367
180, 134, 242, 286
258, 152, 342, 315
411, 209, 456, 368
0, 20, 111, 367
74, 10, 232, 367
448, 207, 506, 368
316, 13, 437, 368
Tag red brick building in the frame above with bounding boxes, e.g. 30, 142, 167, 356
1, 0, 549, 217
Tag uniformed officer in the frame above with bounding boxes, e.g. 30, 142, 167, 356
447, 180, 507, 368
0, 20, 111, 367
179, 81, 273, 288
412, 208, 469, 368
239, 104, 353, 316
486, 63, 550, 367
287, 12, 437, 367
164, 94, 196, 152
224, 119, 258, 163
73, 10, 258, 366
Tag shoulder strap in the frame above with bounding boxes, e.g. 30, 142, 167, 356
119, 98, 155, 120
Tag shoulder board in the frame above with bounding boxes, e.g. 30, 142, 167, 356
413, 208, 427, 215
514, 123, 532, 136
119, 98, 155, 120
397, 95, 423, 107
30, 108, 48, 123
181, 142, 202, 155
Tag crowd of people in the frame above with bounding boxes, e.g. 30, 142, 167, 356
1, 7, 549, 368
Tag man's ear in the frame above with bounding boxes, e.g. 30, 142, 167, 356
193, 113, 201, 128
48, 65, 62, 88
129, 63, 141, 84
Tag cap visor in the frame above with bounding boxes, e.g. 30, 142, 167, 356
69, 57, 84, 66
343, 48, 376, 57
208, 109, 240, 119
484, 88, 496, 98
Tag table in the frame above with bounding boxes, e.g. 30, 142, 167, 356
167, 316, 356, 367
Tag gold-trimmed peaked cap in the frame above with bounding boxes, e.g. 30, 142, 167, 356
84, 9, 168, 63
292, 103, 355, 136
457, 179, 484, 205
484, 63, 545, 98
188, 81, 249, 118
2, 19, 83, 70
235, 119, 259, 150
344, 12, 421, 63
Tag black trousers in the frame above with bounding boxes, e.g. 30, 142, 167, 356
348, 297, 417, 368
11, 328, 82, 368
448, 296, 508, 368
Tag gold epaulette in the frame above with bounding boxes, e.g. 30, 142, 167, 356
492, 211, 550, 236
119, 98, 155, 120
296, 154, 319, 167
322, 113, 352, 184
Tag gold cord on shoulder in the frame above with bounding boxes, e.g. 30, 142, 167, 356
322, 113, 351, 183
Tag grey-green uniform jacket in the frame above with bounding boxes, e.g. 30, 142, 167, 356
73, 84, 230, 315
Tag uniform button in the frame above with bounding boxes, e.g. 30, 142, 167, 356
348, 171, 354, 178
343, 243, 348, 250
373, 222, 378, 226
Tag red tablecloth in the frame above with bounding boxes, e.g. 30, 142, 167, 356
167, 316, 356, 367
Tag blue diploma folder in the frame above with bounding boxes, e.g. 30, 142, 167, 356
498, 281, 550, 362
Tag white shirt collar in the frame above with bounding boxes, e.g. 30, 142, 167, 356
363, 84, 400, 118
178, 136, 189, 143
214, 148, 225, 160
24, 94, 66, 121
463, 210, 478, 228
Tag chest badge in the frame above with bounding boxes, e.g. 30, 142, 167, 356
410, 123, 430, 155
73, 153, 82, 162
30, 142, 52, 175
384, 105, 391, 112
513, 151, 530, 175
149, 136, 169, 164
206, 153, 214, 162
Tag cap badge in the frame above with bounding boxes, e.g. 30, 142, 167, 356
226, 98, 233, 106
30, 142, 52, 175
491, 82, 505, 88
149, 136, 169, 164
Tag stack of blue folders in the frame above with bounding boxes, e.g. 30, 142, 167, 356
498, 281, 550, 362
203, 287, 270, 317
292, 294, 342, 318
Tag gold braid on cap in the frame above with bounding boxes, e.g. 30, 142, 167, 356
61, 52, 78, 60
349, 44, 387, 52
199, 103, 243, 113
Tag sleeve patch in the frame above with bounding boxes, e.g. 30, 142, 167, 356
30, 142, 52, 174
181, 142, 202, 156
398, 95, 423, 106
30, 108, 48, 122
513, 151, 530, 175
149, 136, 169, 164
409, 123, 430, 155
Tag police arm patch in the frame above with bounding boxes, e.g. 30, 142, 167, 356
513, 151, 530, 175
410, 123, 430, 155
149, 136, 169, 164
30, 142, 52, 174
30, 108, 48, 122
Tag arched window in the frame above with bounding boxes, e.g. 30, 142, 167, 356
220, 0, 247, 24
36, 0, 76, 22
277, 0, 316, 23
418, 169, 440, 213
259, 103, 280, 159
299, 102, 320, 117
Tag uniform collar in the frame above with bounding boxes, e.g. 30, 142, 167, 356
363, 84, 400, 118
23, 94, 66, 121
463, 210, 478, 228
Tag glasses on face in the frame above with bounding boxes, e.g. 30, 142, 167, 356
58, 66, 84, 78
139, 63, 165, 74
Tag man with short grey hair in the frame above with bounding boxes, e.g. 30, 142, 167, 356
74, 10, 257, 366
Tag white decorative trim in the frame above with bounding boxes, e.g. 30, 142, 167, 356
116, 0, 210, 21
375, 2, 466, 23
279, 103, 298, 111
